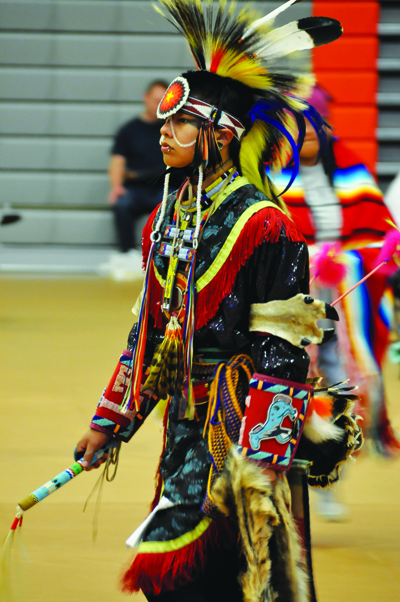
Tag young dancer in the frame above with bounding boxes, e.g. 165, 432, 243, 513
76, 2, 361, 600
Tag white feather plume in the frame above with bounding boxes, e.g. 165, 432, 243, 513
254, 22, 315, 61
243, 0, 303, 39
303, 412, 344, 444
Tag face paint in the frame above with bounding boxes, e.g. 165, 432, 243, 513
159, 112, 201, 169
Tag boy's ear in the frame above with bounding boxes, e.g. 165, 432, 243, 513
215, 128, 234, 148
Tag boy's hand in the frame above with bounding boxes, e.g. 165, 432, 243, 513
76, 429, 111, 470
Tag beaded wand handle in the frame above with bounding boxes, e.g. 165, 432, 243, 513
0, 441, 116, 599
17, 442, 115, 511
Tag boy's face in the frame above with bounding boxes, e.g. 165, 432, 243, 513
299, 118, 320, 164
159, 111, 201, 169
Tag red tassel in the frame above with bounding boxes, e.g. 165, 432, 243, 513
10, 517, 19, 531
121, 517, 237, 597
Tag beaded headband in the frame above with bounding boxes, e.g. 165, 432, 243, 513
157, 76, 245, 140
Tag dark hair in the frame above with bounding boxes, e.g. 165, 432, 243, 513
182, 70, 254, 127
182, 70, 255, 168
145, 79, 169, 93
321, 136, 337, 186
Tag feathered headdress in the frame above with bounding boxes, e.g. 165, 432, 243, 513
155, 0, 342, 206
122, 0, 343, 418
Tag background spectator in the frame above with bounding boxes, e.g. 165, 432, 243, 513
103, 80, 169, 280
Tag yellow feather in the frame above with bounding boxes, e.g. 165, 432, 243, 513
240, 120, 268, 192
216, 51, 270, 89
240, 120, 289, 215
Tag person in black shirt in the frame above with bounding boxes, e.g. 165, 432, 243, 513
108, 80, 169, 257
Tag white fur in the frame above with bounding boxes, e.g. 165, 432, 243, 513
303, 412, 344, 444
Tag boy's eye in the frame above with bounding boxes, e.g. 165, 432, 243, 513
177, 116, 199, 127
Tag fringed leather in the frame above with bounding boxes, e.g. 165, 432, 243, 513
212, 446, 310, 602
121, 517, 237, 597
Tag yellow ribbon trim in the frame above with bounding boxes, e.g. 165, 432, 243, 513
152, 176, 249, 288
137, 516, 212, 554
210, 175, 248, 215
196, 199, 282, 293
151, 178, 282, 294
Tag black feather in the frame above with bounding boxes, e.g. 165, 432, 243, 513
297, 16, 343, 47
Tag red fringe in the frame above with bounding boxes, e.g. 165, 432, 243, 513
144, 205, 304, 331
195, 207, 304, 329
121, 517, 237, 597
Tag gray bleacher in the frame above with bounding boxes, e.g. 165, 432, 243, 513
0, 0, 311, 246
378, 1, 400, 194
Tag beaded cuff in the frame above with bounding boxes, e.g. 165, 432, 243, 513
238, 373, 313, 471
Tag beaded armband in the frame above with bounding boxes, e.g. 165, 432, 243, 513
238, 373, 313, 471
91, 351, 157, 441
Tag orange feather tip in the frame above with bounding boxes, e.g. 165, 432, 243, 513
308, 394, 334, 419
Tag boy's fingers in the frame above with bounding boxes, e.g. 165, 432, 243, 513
81, 448, 95, 468
82, 450, 108, 470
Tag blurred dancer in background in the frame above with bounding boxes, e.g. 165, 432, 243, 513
384, 170, 400, 368
277, 85, 400, 519
385, 168, 400, 226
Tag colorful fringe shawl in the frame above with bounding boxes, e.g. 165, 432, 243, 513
311, 247, 400, 453
277, 140, 393, 249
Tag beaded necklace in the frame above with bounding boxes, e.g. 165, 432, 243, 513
121, 166, 238, 418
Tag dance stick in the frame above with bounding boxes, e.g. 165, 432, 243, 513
18, 442, 114, 511
331, 262, 386, 307
1, 442, 115, 599
309, 273, 317, 286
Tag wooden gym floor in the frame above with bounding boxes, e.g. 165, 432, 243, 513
1, 276, 399, 602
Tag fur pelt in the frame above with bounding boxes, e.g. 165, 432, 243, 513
212, 446, 310, 602
298, 387, 364, 488
249, 293, 332, 348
